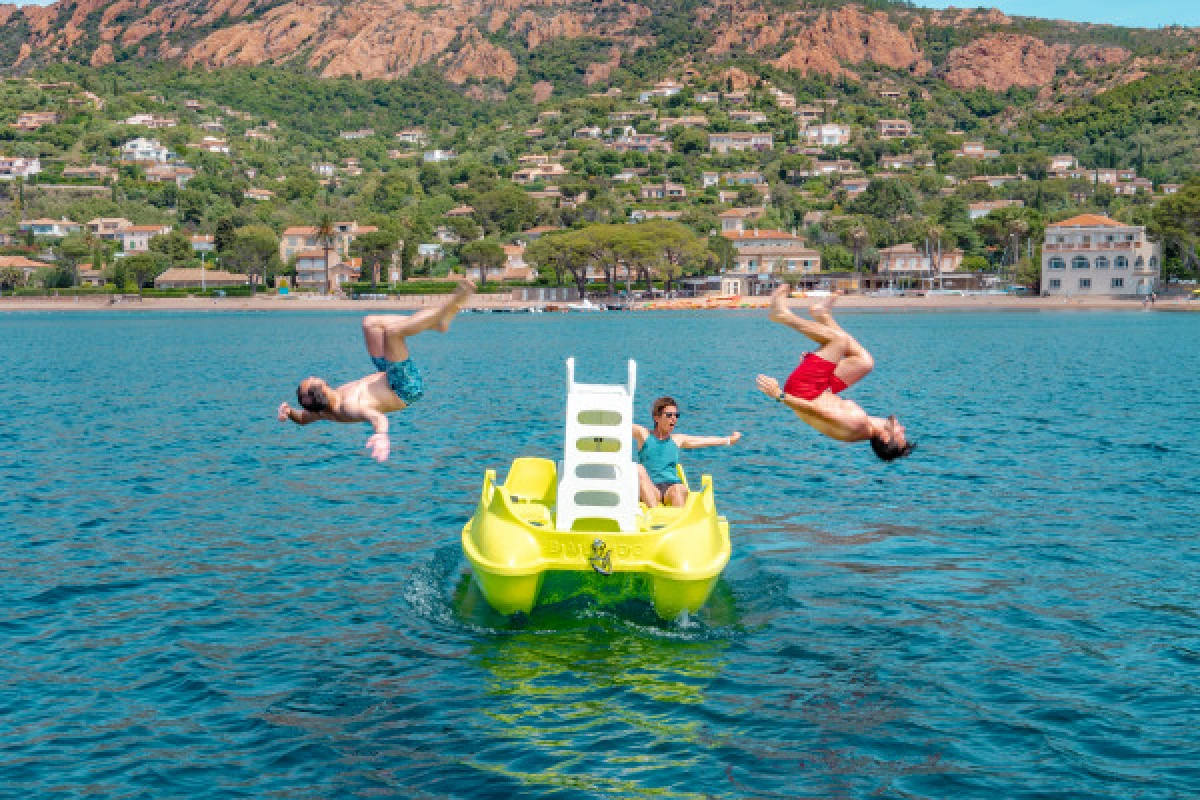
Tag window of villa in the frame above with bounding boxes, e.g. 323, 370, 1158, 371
1048, 279, 1061, 289
1094, 257, 1109, 269
1135, 256, 1144, 268
1111, 278, 1124, 289
1072, 256, 1089, 269
1049, 258, 1065, 270
1079, 278, 1091, 289
1116, 256, 1128, 269
1149, 256, 1158, 268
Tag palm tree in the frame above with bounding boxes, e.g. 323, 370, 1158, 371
315, 213, 336, 294
850, 225, 868, 291
1007, 218, 1029, 285
926, 224, 944, 290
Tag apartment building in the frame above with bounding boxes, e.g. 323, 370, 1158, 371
876, 243, 964, 278
120, 137, 172, 164
14, 111, 60, 130
0, 156, 42, 180
708, 132, 773, 153
875, 119, 913, 139
1041, 214, 1160, 297
803, 124, 851, 147
720, 229, 821, 296
279, 221, 378, 264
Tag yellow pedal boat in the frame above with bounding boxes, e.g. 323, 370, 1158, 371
461, 457, 731, 619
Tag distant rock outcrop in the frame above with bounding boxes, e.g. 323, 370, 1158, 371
773, 7, 929, 80
944, 34, 1072, 91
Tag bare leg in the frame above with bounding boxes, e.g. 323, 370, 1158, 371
805, 295, 875, 388
637, 464, 662, 507
768, 285, 849, 362
362, 281, 474, 361
663, 484, 689, 507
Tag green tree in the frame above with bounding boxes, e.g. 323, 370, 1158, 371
474, 184, 537, 236
351, 230, 400, 287
459, 237, 507, 286
1150, 178, 1200, 279
149, 231, 195, 266
214, 218, 237, 254
124, 252, 170, 288
223, 225, 281, 293
316, 213, 336, 294
849, 180, 917, 224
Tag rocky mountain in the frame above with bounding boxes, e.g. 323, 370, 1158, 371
0, 0, 1195, 93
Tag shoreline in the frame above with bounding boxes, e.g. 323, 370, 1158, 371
0, 294, 1193, 313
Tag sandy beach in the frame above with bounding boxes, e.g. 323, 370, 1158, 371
1, 292, 1193, 313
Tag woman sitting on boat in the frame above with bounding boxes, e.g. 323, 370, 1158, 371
633, 396, 741, 507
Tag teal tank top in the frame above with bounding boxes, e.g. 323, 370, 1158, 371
638, 433, 680, 484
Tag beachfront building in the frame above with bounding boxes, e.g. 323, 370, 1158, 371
154, 268, 250, 289
279, 221, 378, 264
875, 244, 964, 285
293, 251, 360, 291
719, 229, 821, 296
1041, 214, 1160, 297
0, 255, 52, 283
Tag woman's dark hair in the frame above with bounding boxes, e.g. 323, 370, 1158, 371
297, 383, 331, 412
870, 435, 916, 462
652, 396, 679, 417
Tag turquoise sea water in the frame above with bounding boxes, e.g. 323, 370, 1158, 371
2, 309, 1199, 798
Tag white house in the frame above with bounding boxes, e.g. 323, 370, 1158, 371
0, 156, 42, 180
119, 224, 172, 253
121, 138, 172, 164
1041, 214, 1160, 297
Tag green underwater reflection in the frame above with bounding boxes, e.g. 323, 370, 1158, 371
450, 573, 737, 797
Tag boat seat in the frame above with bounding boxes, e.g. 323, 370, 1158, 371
504, 457, 557, 507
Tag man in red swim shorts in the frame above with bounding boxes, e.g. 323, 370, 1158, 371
755, 286, 915, 462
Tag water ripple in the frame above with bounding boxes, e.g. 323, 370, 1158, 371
2, 310, 1199, 797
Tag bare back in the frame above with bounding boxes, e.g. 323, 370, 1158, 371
784, 390, 873, 442
326, 372, 406, 422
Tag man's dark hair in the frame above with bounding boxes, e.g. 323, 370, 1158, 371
870, 435, 916, 462
652, 396, 679, 417
297, 383, 331, 412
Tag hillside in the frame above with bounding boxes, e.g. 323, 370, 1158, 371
1, 0, 1196, 91
2, 0, 1198, 296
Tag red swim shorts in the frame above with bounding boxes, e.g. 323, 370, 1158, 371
783, 352, 848, 401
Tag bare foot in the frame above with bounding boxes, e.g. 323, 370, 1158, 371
809, 293, 836, 325
435, 280, 476, 332
768, 284, 793, 323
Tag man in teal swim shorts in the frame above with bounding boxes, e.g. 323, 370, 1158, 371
277, 281, 474, 462
632, 396, 742, 507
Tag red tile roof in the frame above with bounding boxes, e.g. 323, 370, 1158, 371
1047, 214, 1123, 228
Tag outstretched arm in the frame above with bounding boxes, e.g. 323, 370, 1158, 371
278, 402, 322, 425
755, 374, 816, 415
675, 431, 742, 449
363, 410, 391, 462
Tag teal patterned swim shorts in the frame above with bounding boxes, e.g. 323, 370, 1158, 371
371, 356, 424, 405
